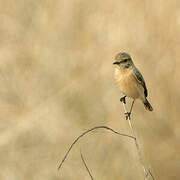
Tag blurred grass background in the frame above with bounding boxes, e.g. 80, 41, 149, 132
0, 0, 179, 179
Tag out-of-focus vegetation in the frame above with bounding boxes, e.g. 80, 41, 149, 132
0, 0, 179, 179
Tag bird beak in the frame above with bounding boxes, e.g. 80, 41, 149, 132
113, 61, 120, 65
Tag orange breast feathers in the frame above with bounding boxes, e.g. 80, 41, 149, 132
114, 68, 144, 99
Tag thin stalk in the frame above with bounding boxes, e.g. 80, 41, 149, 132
121, 100, 149, 180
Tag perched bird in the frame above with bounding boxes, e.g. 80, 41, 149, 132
113, 52, 153, 111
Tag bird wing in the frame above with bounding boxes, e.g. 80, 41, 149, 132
133, 67, 148, 97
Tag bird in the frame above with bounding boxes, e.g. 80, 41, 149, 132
113, 52, 153, 112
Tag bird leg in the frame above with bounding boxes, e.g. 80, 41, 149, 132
121, 97, 135, 120
120, 96, 126, 104
129, 99, 135, 115
126, 99, 135, 120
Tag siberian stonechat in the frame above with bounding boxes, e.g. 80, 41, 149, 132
113, 52, 153, 111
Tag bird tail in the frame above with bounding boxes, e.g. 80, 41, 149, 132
143, 98, 153, 111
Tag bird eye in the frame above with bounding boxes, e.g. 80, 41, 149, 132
122, 58, 131, 63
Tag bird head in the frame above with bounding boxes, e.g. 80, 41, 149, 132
113, 52, 133, 69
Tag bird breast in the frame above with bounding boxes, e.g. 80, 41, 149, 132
114, 68, 143, 99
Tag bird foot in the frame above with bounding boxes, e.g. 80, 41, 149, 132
124, 112, 131, 120
120, 96, 126, 104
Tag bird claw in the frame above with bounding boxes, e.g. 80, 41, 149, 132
125, 112, 131, 120
120, 96, 126, 104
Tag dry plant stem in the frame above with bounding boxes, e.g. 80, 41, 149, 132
121, 100, 149, 180
80, 149, 94, 180
58, 126, 135, 171
149, 169, 155, 180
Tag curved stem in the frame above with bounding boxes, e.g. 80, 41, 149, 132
58, 126, 135, 170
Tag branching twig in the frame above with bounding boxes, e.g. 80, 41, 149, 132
80, 149, 94, 180
57, 99, 155, 179
58, 126, 135, 171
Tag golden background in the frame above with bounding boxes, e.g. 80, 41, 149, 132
0, 0, 179, 179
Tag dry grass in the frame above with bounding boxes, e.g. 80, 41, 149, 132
0, 0, 180, 179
